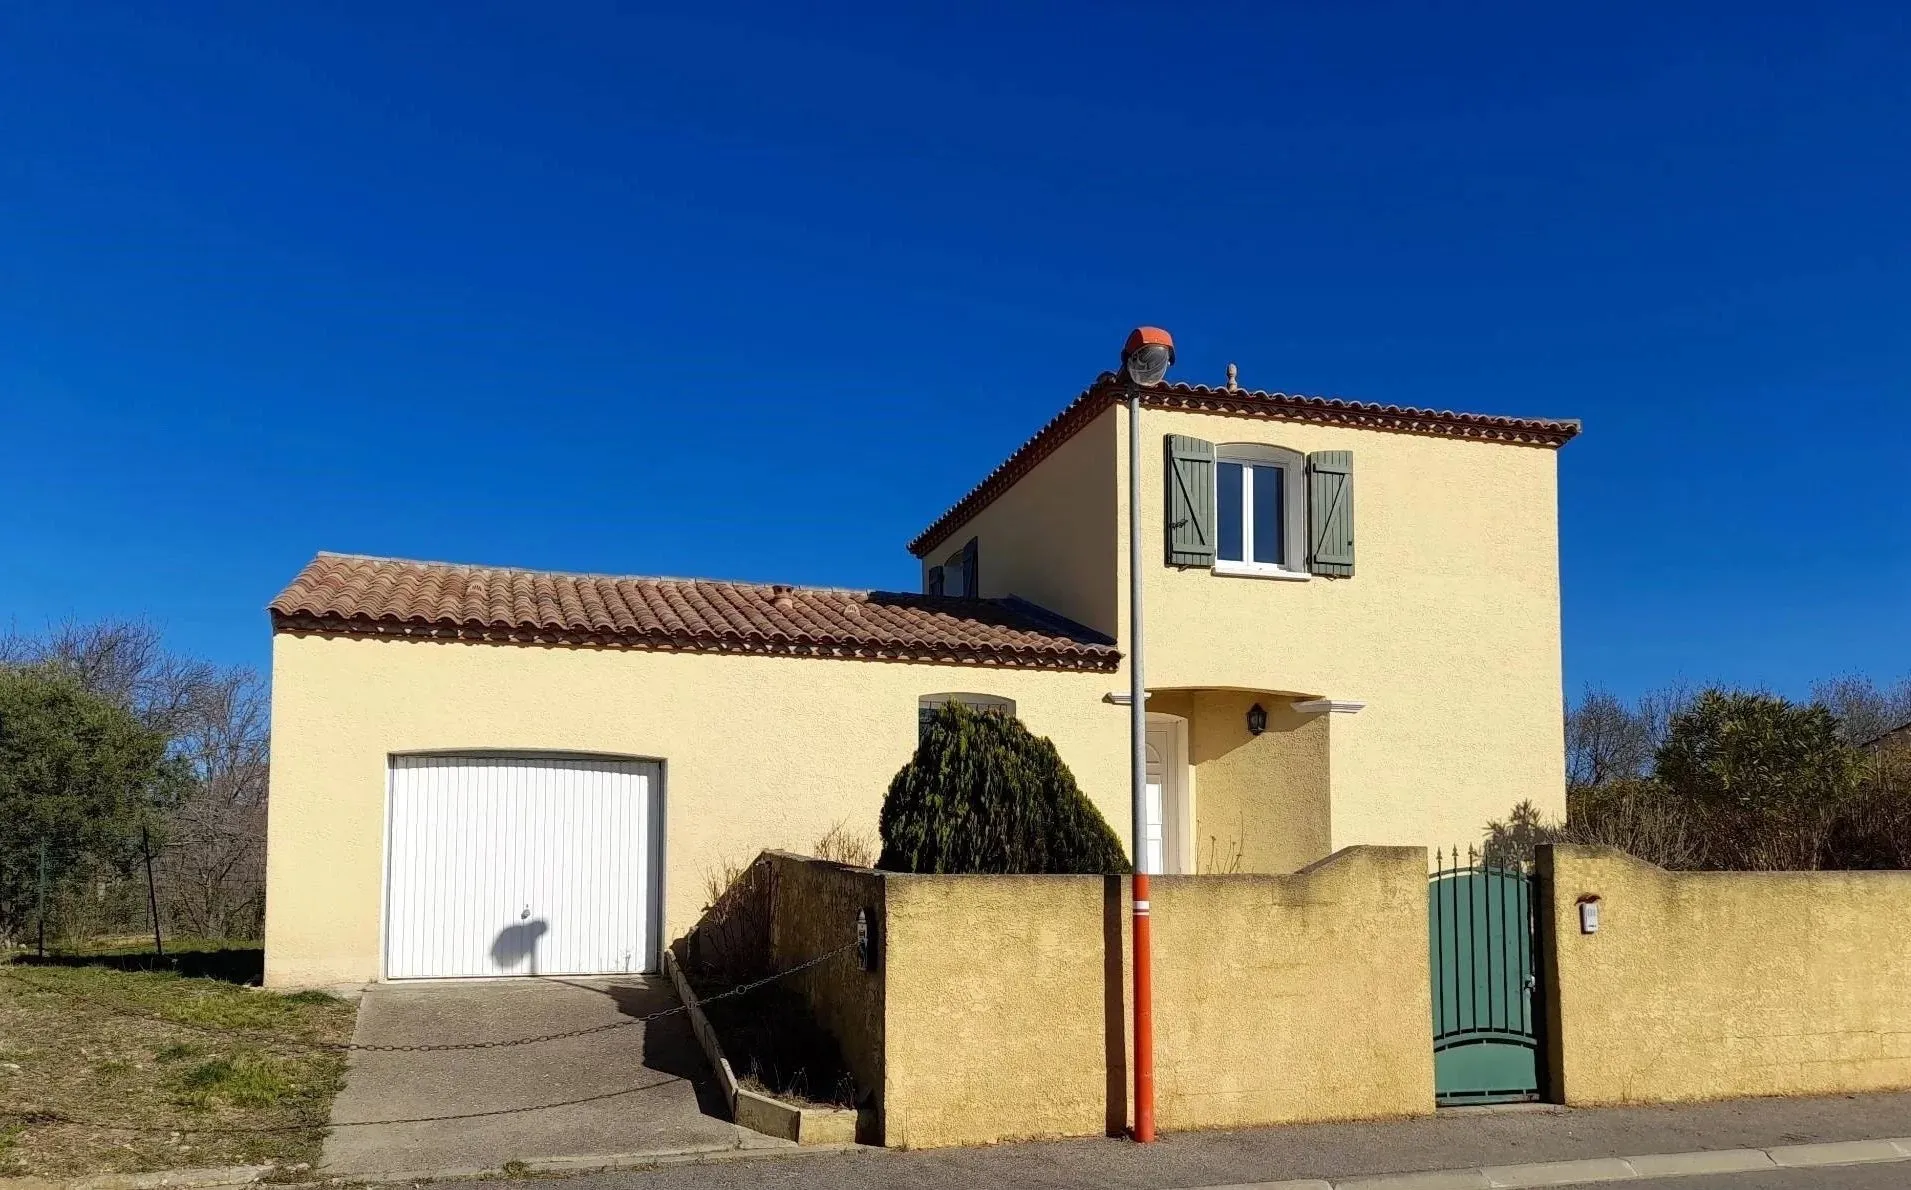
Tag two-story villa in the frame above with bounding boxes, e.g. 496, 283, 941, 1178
263, 334, 1576, 987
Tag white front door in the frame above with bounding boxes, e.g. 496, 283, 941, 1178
1143, 720, 1183, 875
384, 754, 660, 979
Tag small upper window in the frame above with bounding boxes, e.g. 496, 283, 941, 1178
1215, 444, 1306, 576
942, 549, 970, 598
934, 537, 979, 598
918, 693, 1016, 737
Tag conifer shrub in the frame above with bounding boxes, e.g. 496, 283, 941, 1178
876, 699, 1130, 874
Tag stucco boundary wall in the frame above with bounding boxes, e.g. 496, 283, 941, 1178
1539, 844, 1911, 1108
760, 851, 887, 1118
762, 846, 1434, 1150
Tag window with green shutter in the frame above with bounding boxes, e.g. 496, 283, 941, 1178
1307, 451, 1355, 577
940, 538, 980, 597
1165, 435, 1216, 567
1214, 443, 1307, 576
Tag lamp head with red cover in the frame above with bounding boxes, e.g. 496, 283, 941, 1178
1120, 326, 1175, 386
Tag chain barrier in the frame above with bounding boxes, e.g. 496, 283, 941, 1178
0, 943, 855, 1136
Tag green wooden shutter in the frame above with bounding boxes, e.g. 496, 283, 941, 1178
927, 565, 945, 596
1307, 450, 1355, 576
959, 537, 979, 597
1165, 435, 1216, 567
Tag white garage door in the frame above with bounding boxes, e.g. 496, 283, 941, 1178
384, 754, 660, 979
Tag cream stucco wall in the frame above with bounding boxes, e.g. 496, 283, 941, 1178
874, 846, 1432, 1148
919, 406, 1119, 638
918, 400, 1567, 861
1118, 406, 1567, 855
264, 631, 1125, 987
1541, 845, 1911, 1106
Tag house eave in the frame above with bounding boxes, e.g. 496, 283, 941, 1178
908, 375, 1580, 559
269, 612, 1123, 673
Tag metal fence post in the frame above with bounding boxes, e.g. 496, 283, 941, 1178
141, 823, 164, 959
36, 839, 47, 959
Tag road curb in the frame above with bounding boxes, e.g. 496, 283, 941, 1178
1199, 1133, 1911, 1189
19, 1131, 1911, 1190
311, 1137, 869, 1185
0, 1166, 274, 1190
2, 1138, 870, 1190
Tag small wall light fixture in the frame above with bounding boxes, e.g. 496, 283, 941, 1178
1246, 703, 1268, 736
856, 906, 880, 970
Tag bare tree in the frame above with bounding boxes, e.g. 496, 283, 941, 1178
1566, 683, 1697, 790
7, 620, 219, 736
1812, 674, 1911, 746
2, 620, 269, 941
1566, 688, 1654, 789
160, 667, 269, 937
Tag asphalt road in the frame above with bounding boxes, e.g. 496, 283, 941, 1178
430, 1092, 1911, 1190
493, 1156, 1911, 1190
1626, 1169, 1911, 1189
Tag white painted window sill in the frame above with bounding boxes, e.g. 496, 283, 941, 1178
1212, 563, 1311, 582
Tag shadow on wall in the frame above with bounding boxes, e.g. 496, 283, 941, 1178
556, 975, 734, 1122
1101, 874, 1128, 1136
491, 919, 549, 974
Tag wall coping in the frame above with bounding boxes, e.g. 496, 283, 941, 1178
764, 844, 1427, 881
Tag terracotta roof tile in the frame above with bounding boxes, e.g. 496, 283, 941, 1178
909, 373, 1581, 557
270, 553, 1119, 671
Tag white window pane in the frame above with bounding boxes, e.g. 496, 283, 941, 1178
1217, 462, 1244, 562
1251, 465, 1284, 565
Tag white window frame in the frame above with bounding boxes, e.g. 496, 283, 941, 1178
943, 553, 964, 597
918, 692, 1016, 737
942, 549, 970, 598
1213, 443, 1309, 580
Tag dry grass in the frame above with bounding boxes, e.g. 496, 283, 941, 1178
700, 856, 750, 910
700, 985, 857, 1109
0, 957, 355, 1177
812, 820, 877, 868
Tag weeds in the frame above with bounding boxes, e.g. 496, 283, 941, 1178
1201, 813, 1247, 874
700, 857, 749, 911
280, 990, 339, 1007
170, 1054, 294, 1109
812, 820, 877, 867
0, 960, 353, 1176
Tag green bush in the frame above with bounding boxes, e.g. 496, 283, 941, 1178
1491, 686, 1891, 872
877, 700, 1129, 874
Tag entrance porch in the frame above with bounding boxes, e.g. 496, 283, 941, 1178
1135, 687, 1361, 875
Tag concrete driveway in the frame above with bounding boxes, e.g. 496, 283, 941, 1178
321, 975, 786, 1177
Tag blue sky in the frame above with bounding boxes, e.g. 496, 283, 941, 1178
2, 2, 1906, 701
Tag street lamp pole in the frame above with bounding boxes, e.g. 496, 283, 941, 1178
1119, 326, 1174, 1144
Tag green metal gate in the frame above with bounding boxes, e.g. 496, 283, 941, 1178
1429, 848, 1542, 1105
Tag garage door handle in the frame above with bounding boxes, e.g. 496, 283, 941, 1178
520, 906, 531, 920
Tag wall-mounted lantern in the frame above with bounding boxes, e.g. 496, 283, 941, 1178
856, 906, 880, 971
1246, 703, 1268, 736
